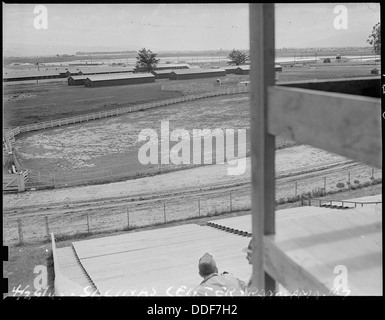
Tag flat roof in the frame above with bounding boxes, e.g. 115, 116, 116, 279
155, 63, 189, 68
85, 73, 155, 82
59, 224, 251, 296
81, 66, 135, 74
171, 68, 226, 75
152, 69, 175, 74
3, 70, 60, 78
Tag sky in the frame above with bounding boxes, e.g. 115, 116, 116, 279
2, 3, 381, 56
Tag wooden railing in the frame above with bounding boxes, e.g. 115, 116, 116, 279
301, 194, 382, 208
3, 86, 249, 139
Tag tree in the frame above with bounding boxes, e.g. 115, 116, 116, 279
134, 48, 160, 73
227, 49, 249, 66
367, 22, 381, 55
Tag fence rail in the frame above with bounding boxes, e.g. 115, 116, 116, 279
4, 173, 382, 245
3, 86, 249, 139
306, 198, 382, 208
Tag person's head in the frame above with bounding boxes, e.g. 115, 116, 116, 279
242, 240, 252, 264
198, 253, 218, 278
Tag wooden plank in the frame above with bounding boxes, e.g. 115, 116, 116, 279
263, 207, 382, 295
249, 3, 276, 292
268, 86, 382, 169
73, 224, 209, 259
264, 236, 332, 295
77, 227, 251, 296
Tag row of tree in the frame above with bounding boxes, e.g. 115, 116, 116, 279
134, 48, 249, 73
134, 22, 380, 73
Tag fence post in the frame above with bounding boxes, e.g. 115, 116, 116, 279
53, 173, 56, 187
17, 173, 25, 192
348, 171, 350, 184
372, 168, 374, 179
163, 202, 166, 223
45, 216, 50, 240
126, 207, 130, 230
323, 177, 326, 195
86, 214, 90, 233
17, 218, 24, 245
295, 182, 298, 196
230, 192, 233, 212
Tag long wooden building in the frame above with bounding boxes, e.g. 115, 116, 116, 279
235, 65, 251, 75
68, 75, 88, 86
151, 69, 174, 80
169, 68, 226, 80
84, 73, 155, 87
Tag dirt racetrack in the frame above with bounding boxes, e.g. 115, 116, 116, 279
13, 94, 297, 187
3, 144, 381, 245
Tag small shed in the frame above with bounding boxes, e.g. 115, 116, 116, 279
371, 68, 380, 75
84, 73, 155, 88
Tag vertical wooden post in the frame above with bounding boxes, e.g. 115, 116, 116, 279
348, 171, 351, 184
324, 177, 327, 195
250, 3, 276, 295
17, 173, 25, 192
86, 214, 90, 233
17, 218, 24, 245
371, 167, 374, 179
295, 182, 298, 196
45, 216, 50, 240
126, 207, 130, 230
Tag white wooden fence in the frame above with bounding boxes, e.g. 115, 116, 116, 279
3, 86, 249, 139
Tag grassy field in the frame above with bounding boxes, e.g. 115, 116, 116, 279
3, 80, 184, 128
277, 63, 380, 82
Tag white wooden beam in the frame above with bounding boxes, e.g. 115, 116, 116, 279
268, 86, 382, 169
249, 3, 276, 294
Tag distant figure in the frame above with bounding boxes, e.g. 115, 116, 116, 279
192, 253, 246, 296
242, 239, 254, 291
243, 239, 275, 296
